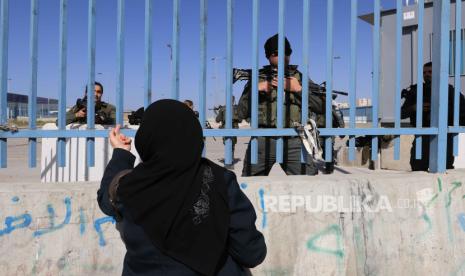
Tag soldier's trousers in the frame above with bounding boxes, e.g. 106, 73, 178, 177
410, 135, 455, 171
319, 136, 336, 171
241, 136, 318, 176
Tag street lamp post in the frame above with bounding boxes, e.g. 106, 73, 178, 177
211, 56, 225, 107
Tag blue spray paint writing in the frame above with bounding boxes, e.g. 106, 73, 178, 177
33, 197, 72, 237
79, 207, 86, 235
258, 188, 267, 229
458, 213, 465, 232
94, 216, 116, 247
0, 196, 116, 248
0, 213, 32, 236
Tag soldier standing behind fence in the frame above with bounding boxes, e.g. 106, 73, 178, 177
65, 82, 116, 125
401, 62, 465, 171
237, 34, 326, 176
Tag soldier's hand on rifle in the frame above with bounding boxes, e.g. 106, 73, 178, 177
258, 80, 273, 93
75, 108, 86, 118
109, 124, 132, 151
271, 76, 302, 93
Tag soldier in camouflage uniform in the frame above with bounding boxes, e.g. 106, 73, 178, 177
65, 82, 116, 125
237, 34, 326, 176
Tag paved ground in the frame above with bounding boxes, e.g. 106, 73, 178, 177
0, 134, 405, 183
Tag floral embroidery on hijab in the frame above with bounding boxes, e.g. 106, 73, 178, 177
192, 166, 214, 225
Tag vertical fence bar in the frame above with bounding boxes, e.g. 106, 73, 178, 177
199, 0, 207, 154
0, 0, 9, 168
348, 0, 357, 161
453, 0, 461, 156
415, 0, 424, 159
325, 0, 333, 163
250, 0, 259, 164
171, 0, 180, 100
28, 0, 38, 168
57, 0, 68, 167
116, 0, 125, 126
224, 0, 233, 166
276, 0, 285, 164
429, 0, 450, 173
144, 0, 152, 109
371, 0, 380, 161
301, 0, 309, 163
393, 0, 402, 160
86, 0, 96, 167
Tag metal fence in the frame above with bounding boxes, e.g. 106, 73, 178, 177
0, 0, 463, 173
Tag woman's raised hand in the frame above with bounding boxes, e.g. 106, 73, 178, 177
109, 124, 132, 151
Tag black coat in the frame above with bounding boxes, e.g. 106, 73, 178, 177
98, 149, 266, 275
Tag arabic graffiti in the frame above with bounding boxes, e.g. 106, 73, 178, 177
0, 196, 115, 247
94, 216, 116, 247
33, 197, 72, 237
0, 213, 32, 237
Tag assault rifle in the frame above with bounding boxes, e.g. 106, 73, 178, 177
209, 105, 224, 116
233, 65, 348, 99
75, 96, 110, 124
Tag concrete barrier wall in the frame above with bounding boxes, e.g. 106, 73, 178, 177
1, 171, 465, 275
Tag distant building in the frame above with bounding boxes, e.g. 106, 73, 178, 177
339, 106, 373, 124
356, 98, 372, 107
7, 92, 58, 119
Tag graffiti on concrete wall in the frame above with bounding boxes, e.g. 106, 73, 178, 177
307, 224, 344, 259
416, 178, 464, 241
0, 196, 115, 247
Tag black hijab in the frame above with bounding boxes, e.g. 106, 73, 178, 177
118, 99, 230, 276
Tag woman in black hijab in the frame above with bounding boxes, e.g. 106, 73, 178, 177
98, 99, 266, 276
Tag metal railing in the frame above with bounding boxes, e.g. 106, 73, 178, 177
0, 0, 463, 173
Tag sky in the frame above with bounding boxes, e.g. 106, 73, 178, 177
5, 0, 399, 113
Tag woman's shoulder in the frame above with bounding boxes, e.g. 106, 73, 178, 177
203, 159, 237, 184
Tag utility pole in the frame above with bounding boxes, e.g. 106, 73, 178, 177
211, 56, 225, 107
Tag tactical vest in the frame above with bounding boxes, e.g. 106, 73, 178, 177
237, 68, 303, 128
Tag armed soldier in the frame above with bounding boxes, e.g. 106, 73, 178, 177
237, 34, 329, 176
401, 62, 465, 171
214, 96, 241, 159
65, 82, 116, 125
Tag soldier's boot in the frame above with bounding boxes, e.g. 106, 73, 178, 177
324, 162, 334, 174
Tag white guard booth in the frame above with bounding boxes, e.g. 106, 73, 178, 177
41, 123, 140, 183
455, 133, 465, 168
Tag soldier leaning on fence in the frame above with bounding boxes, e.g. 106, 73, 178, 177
215, 98, 240, 158
401, 62, 465, 171
237, 34, 326, 176
65, 82, 116, 125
